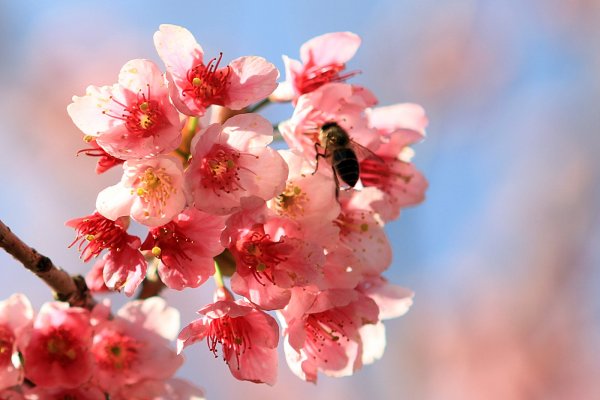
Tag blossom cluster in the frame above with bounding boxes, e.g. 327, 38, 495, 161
0, 294, 203, 399
65, 24, 427, 386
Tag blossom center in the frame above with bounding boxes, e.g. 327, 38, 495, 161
236, 225, 287, 284
44, 329, 80, 365
94, 330, 140, 371
142, 223, 194, 266
206, 315, 251, 368
183, 53, 231, 108
296, 63, 358, 95
274, 183, 307, 218
103, 87, 165, 137
200, 144, 245, 194
133, 167, 175, 217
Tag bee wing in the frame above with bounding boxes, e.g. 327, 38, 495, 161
350, 139, 384, 164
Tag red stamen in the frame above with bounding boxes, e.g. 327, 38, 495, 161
296, 63, 360, 94
236, 225, 287, 285
142, 222, 194, 266
183, 52, 232, 108
102, 85, 165, 138
68, 212, 129, 262
206, 315, 252, 368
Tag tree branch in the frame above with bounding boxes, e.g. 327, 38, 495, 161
0, 219, 95, 309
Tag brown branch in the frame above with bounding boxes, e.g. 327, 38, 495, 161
0, 219, 95, 309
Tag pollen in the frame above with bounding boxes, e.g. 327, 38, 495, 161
135, 167, 176, 216
275, 183, 307, 218
151, 246, 162, 257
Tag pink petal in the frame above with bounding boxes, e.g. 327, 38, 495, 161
118, 59, 168, 96
153, 24, 203, 78
103, 242, 146, 297
226, 56, 279, 109
117, 297, 181, 341
359, 322, 386, 365
300, 32, 361, 66
367, 103, 428, 137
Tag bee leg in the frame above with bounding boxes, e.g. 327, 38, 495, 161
313, 142, 326, 175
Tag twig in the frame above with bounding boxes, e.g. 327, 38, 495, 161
0, 219, 95, 309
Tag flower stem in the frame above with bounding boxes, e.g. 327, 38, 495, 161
213, 259, 225, 288
0, 218, 95, 309
247, 98, 271, 114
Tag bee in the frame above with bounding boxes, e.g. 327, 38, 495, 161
314, 122, 367, 197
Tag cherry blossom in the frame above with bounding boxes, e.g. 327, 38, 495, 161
279, 288, 379, 382
154, 24, 278, 116
360, 103, 429, 221
68, 59, 182, 160
23, 302, 93, 388
178, 295, 279, 385
223, 201, 326, 309
90, 298, 182, 395
272, 32, 361, 102
97, 155, 186, 227
141, 208, 226, 290
185, 113, 288, 215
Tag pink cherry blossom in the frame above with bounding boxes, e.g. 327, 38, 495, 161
267, 150, 340, 245
23, 302, 93, 388
271, 32, 361, 102
67, 211, 146, 296
0, 294, 33, 391
178, 297, 279, 385
222, 199, 326, 309
90, 298, 182, 395
96, 155, 186, 227
279, 288, 379, 382
153, 24, 278, 116
280, 83, 379, 164
77, 138, 124, 174
66, 211, 131, 262
360, 103, 429, 221
141, 208, 226, 290
185, 113, 288, 215
67, 59, 182, 160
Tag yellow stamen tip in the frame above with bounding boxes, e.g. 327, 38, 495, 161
139, 101, 150, 112
192, 77, 202, 86
83, 135, 94, 143
85, 234, 95, 241
151, 246, 162, 257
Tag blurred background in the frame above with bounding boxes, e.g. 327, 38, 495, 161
1, 0, 599, 399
